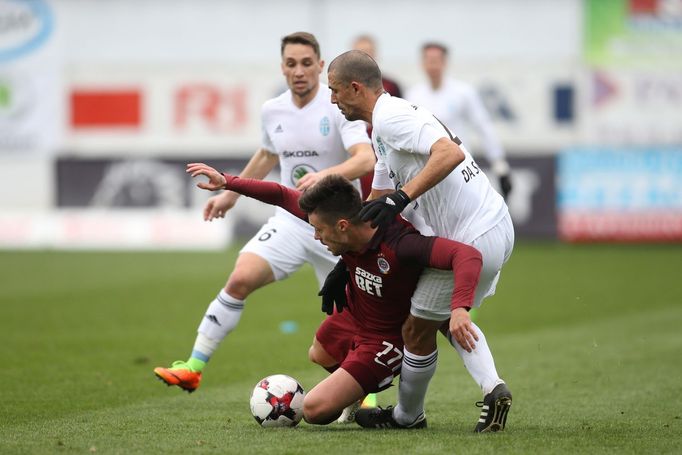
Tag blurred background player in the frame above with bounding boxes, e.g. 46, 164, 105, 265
407, 42, 512, 200
351, 35, 403, 201
153, 32, 374, 393
328, 50, 513, 432
351, 35, 402, 99
186, 165, 483, 427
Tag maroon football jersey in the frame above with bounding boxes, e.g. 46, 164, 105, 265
342, 217, 423, 337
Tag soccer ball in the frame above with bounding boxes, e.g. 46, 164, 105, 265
249, 374, 305, 427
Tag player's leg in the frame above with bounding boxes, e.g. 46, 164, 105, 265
309, 337, 405, 427
155, 216, 310, 391
308, 336, 340, 369
442, 214, 514, 431
303, 369, 365, 425
192, 252, 275, 366
369, 267, 452, 428
393, 315, 442, 425
355, 309, 442, 428
153, 252, 274, 392
309, 306, 364, 423
351, 337, 428, 430
309, 310, 357, 371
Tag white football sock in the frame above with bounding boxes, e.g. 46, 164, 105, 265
446, 322, 503, 395
393, 349, 438, 426
194, 289, 245, 359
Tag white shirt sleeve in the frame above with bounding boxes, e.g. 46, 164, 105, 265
371, 156, 394, 190
415, 122, 449, 155
380, 113, 423, 154
464, 86, 505, 162
381, 113, 449, 156
335, 111, 371, 150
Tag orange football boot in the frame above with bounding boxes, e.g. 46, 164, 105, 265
154, 361, 202, 393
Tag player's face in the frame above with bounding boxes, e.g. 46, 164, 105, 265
422, 47, 446, 82
309, 212, 350, 256
328, 71, 360, 121
281, 43, 324, 99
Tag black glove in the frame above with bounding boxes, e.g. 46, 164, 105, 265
318, 259, 349, 315
358, 190, 411, 228
498, 174, 512, 200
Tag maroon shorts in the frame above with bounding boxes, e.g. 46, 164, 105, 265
315, 309, 358, 364
341, 335, 404, 394
316, 311, 404, 394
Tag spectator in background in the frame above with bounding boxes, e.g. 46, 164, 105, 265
352, 35, 403, 199
407, 42, 512, 199
352, 35, 402, 98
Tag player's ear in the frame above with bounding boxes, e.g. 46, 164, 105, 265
318, 59, 325, 71
350, 81, 362, 95
337, 219, 349, 231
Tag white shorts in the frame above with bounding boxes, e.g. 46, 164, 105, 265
410, 212, 515, 321
240, 209, 337, 288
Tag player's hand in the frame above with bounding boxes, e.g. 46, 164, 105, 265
186, 163, 227, 191
358, 190, 411, 228
498, 174, 512, 200
318, 259, 349, 315
203, 191, 239, 221
449, 307, 479, 353
296, 171, 325, 191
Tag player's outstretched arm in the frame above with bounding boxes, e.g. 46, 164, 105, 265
187, 164, 308, 221
187, 163, 227, 190
202, 148, 280, 221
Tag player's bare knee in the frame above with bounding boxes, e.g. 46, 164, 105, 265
303, 396, 329, 424
225, 254, 275, 299
224, 273, 257, 300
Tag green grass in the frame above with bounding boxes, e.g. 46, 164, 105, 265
1, 242, 681, 454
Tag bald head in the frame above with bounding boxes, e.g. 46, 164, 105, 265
328, 50, 383, 91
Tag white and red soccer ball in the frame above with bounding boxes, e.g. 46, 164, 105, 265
249, 374, 305, 427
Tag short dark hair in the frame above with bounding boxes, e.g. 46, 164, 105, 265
422, 42, 449, 57
298, 174, 363, 225
281, 32, 321, 59
328, 50, 383, 90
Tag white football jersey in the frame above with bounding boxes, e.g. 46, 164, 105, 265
407, 77, 505, 163
261, 84, 370, 189
371, 93, 508, 244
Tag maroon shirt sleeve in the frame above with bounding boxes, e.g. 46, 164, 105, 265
222, 174, 308, 221
394, 233, 483, 310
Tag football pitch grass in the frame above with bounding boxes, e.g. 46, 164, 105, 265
1, 242, 681, 454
